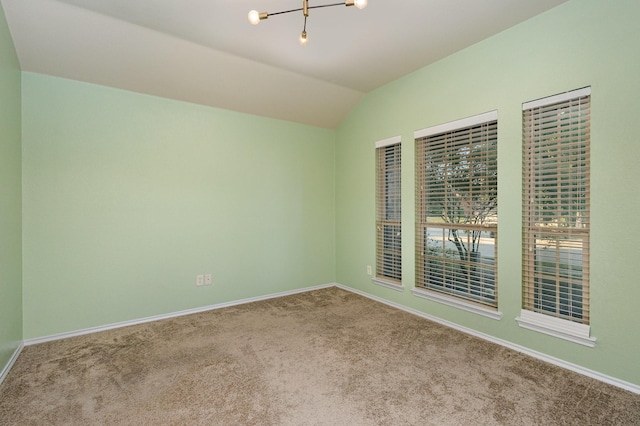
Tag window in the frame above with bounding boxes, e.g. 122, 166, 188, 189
374, 136, 402, 289
518, 87, 595, 347
414, 112, 499, 316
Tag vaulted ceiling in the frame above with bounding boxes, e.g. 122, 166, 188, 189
2, 0, 567, 128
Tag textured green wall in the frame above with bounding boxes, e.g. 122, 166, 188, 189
336, 0, 640, 386
22, 73, 335, 339
0, 3, 22, 371
12, 0, 640, 390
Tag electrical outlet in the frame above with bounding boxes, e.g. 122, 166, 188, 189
367, 265, 372, 276
204, 274, 212, 285
196, 274, 204, 286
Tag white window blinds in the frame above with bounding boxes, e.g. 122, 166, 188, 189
376, 137, 402, 283
415, 112, 498, 308
522, 87, 591, 325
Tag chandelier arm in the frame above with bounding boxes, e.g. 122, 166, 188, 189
269, 7, 304, 17
267, 2, 345, 17
308, 2, 345, 10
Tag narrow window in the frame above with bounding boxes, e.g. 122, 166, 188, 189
518, 87, 594, 346
414, 112, 498, 312
375, 136, 402, 288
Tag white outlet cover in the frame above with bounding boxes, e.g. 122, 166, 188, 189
205, 274, 212, 285
196, 275, 204, 286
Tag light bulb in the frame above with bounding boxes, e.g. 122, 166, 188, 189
354, 0, 367, 9
299, 31, 308, 46
248, 10, 261, 25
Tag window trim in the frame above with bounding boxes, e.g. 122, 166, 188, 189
516, 309, 596, 347
372, 277, 404, 292
374, 135, 403, 289
520, 87, 594, 346
375, 135, 401, 149
414, 110, 498, 139
412, 287, 503, 320
414, 111, 499, 314
522, 86, 591, 110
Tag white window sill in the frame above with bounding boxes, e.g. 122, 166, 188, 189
372, 277, 404, 292
412, 288, 502, 320
516, 309, 596, 347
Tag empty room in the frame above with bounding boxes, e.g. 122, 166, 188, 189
1, 0, 639, 424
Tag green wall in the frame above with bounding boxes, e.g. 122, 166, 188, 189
335, 0, 640, 386
22, 73, 335, 338
0, 3, 22, 372
9, 0, 640, 390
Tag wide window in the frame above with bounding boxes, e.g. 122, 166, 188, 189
375, 136, 402, 288
518, 87, 594, 347
414, 112, 498, 314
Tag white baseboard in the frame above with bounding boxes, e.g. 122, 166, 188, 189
334, 283, 640, 395
0, 342, 24, 385
17, 282, 639, 395
24, 283, 334, 346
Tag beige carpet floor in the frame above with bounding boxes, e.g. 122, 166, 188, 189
1, 287, 639, 425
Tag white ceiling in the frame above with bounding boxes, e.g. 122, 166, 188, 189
2, 0, 567, 128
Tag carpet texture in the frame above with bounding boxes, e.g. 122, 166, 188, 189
1, 287, 639, 425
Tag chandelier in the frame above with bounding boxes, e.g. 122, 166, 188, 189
248, 0, 368, 46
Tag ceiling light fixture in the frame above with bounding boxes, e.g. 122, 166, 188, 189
248, 0, 368, 46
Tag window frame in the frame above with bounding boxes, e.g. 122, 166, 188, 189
516, 87, 595, 347
373, 136, 403, 291
413, 111, 501, 320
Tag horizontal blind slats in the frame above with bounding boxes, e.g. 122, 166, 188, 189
376, 141, 402, 282
522, 92, 590, 325
416, 117, 498, 308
